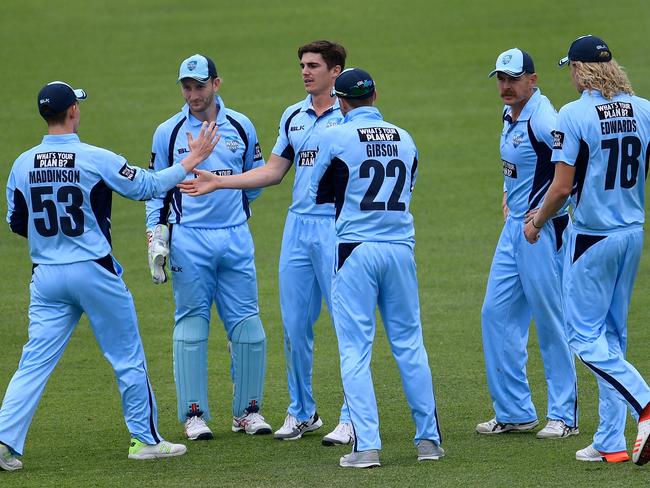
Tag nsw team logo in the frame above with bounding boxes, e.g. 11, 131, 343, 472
326, 118, 342, 128
552, 130, 565, 149
502, 55, 512, 65
511, 131, 525, 148
225, 137, 240, 153
187, 60, 197, 71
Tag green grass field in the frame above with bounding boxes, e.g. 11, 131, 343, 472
1, 0, 650, 486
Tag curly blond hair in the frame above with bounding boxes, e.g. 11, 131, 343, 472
572, 60, 634, 100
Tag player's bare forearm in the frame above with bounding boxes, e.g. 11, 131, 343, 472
178, 153, 292, 196
219, 154, 292, 189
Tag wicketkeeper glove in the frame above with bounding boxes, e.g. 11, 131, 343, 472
146, 224, 170, 284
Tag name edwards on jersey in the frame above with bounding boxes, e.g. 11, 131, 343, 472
597, 101, 637, 135
29, 152, 80, 184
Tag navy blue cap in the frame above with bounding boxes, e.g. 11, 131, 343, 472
559, 35, 612, 66
333, 68, 375, 99
178, 54, 218, 83
38, 81, 87, 117
488, 48, 535, 78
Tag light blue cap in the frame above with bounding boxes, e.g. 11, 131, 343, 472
178, 54, 218, 83
488, 48, 535, 78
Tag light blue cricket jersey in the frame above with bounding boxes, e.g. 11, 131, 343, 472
552, 90, 650, 232
271, 95, 343, 216
145, 96, 264, 229
310, 106, 418, 243
501, 88, 567, 219
7, 133, 187, 264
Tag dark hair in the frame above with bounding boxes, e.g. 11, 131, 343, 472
298, 40, 347, 71
39, 106, 69, 124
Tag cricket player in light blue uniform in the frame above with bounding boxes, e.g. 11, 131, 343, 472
145, 54, 271, 440
0, 81, 219, 471
309, 68, 443, 468
524, 35, 650, 466
477, 49, 578, 439
177, 41, 352, 445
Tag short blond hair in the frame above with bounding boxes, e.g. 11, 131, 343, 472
572, 60, 634, 100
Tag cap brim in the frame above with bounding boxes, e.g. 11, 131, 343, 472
177, 75, 210, 84
488, 68, 525, 78
73, 88, 87, 101
558, 57, 570, 67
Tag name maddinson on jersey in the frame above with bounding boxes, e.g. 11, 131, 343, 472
357, 127, 401, 142
366, 143, 399, 158
29, 169, 81, 184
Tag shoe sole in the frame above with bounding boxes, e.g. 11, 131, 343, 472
232, 426, 272, 435
576, 451, 629, 463
187, 432, 214, 441
322, 437, 352, 446
537, 428, 580, 439
418, 455, 443, 461
128, 448, 187, 460
339, 461, 380, 468
128, 452, 186, 460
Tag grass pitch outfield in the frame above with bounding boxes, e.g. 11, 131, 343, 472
1, 0, 649, 486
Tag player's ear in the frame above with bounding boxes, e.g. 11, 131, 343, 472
332, 64, 342, 77
212, 77, 222, 92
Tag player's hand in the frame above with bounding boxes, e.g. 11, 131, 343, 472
523, 209, 542, 244
177, 169, 221, 196
147, 224, 170, 284
181, 122, 220, 172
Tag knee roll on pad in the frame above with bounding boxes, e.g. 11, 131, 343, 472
230, 315, 266, 417
173, 316, 210, 422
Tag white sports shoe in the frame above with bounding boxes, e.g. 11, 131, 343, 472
339, 449, 380, 468
0, 444, 22, 471
476, 417, 538, 435
536, 419, 579, 439
128, 439, 187, 460
322, 422, 354, 446
274, 412, 323, 440
633, 418, 650, 465
184, 415, 214, 440
575, 444, 629, 463
232, 412, 272, 435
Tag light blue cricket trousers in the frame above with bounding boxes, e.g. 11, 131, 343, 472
481, 215, 577, 425
0, 259, 161, 455
332, 240, 441, 452
279, 211, 349, 423
564, 226, 650, 452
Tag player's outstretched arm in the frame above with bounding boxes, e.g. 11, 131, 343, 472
178, 154, 292, 196
180, 121, 220, 173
